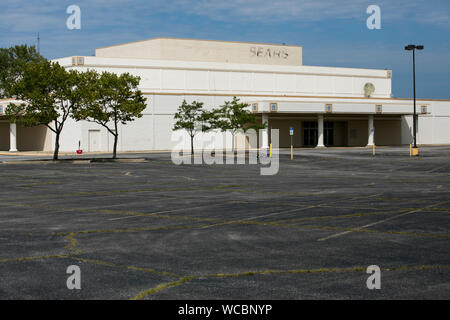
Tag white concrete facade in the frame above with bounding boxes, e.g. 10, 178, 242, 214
95, 38, 303, 67
1, 38, 450, 152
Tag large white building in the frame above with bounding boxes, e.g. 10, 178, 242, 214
1, 37, 450, 152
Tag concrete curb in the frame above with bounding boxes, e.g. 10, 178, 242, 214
0, 158, 148, 165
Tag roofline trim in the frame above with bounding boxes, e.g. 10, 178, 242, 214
139, 91, 450, 102
95, 37, 303, 51
63, 62, 390, 79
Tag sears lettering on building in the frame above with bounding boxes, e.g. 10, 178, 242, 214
250, 46, 289, 59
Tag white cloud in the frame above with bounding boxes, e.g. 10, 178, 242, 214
171, 0, 366, 22
165, 0, 449, 27
0, 0, 448, 37
0, 0, 449, 58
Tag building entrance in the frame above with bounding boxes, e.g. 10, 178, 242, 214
303, 121, 334, 147
303, 121, 317, 146
324, 121, 334, 146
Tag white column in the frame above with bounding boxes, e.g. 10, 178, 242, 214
9, 123, 18, 152
261, 113, 269, 149
317, 114, 325, 147
367, 115, 375, 146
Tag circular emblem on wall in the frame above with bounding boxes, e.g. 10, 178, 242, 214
364, 83, 375, 97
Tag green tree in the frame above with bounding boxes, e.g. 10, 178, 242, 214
212, 97, 265, 152
0, 45, 44, 99
73, 71, 147, 159
6, 60, 80, 160
173, 100, 205, 155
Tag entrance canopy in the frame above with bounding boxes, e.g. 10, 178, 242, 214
247, 97, 417, 148
248, 96, 415, 116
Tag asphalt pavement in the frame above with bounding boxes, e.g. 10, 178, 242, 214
0, 146, 449, 299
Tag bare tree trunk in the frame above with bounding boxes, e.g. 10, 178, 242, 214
113, 134, 118, 159
53, 132, 60, 161
191, 135, 194, 156
231, 132, 235, 154
256, 130, 260, 160
113, 118, 118, 159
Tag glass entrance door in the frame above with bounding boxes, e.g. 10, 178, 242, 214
303, 121, 334, 147
303, 121, 318, 147
324, 121, 334, 146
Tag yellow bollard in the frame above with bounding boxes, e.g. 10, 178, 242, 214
373, 144, 376, 156
269, 143, 272, 158
291, 145, 293, 160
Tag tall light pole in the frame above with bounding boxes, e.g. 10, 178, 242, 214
405, 44, 424, 152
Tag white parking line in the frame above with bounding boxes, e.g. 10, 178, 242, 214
318, 201, 449, 241
199, 194, 383, 229
107, 202, 234, 221
428, 164, 450, 173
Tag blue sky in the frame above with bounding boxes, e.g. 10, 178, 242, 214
1, 0, 449, 99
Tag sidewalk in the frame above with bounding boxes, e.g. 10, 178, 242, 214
0, 150, 172, 157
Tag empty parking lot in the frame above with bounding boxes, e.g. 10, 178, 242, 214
0, 146, 449, 299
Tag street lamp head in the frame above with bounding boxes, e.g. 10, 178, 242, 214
405, 44, 424, 51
